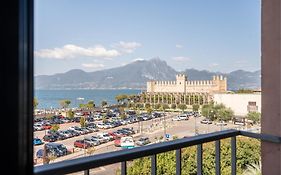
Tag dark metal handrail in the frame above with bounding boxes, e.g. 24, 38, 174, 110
34, 129, 281, 175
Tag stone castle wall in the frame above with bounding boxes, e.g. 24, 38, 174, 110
147, 74, 227, 94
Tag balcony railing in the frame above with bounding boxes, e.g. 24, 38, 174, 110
34, 129, 281, 175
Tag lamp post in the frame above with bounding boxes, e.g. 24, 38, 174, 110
194, 115, 198, 135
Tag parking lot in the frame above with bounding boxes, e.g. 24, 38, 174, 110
33, 109, 260, 175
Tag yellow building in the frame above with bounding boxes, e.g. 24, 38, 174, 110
143, 74, 227, 106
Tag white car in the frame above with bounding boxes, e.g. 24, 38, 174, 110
178, 115, 189, 120
215, 121, 227, 126
34, 123, 44, 131
172, 116, 181, 121
96, 123, 106, 129
97, 133, 113, 141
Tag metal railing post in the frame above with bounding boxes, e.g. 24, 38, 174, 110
197, 144, 203, 175
176, 149, 181, 175
84, 169, 89, 175
151, 154, 157, 175
231, 137, 236, 175
215, 140, 221, 175
121, 161, 127, 175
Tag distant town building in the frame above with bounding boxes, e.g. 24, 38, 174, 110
213, 93, 261, 116
142, 74, 227, 105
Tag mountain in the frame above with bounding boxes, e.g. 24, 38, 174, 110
35, 58, 177, 89
35, 58, 261, 90
183, 69, 261, 90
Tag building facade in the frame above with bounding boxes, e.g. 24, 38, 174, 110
143, 74, 227, 105
213, 93, 261, 116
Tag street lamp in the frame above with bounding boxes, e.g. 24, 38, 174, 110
194, 115, 198, 135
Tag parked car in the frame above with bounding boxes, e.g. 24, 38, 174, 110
172, 116, 181, 121
45, 142, 68, 157
43, 135, 57, 142
234, 119, 245, 126
114, 137, 121, 147
120, 136, 135, 149
178, 114, 189, 120
34, 123, 44, 131
36, 142, 68, 158
33, 138, 43, 145
215, 120, 227, 126
135, 137, 150, 146
84, 137, 100, 146
74, 140, 91, 149
200, 119, 212, 124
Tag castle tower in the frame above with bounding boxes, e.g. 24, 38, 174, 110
176, 74, 187, 93
212, 75, 227, 92
147, 81, 155, 93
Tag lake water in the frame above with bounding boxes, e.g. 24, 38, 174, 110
35, 89, 142, 109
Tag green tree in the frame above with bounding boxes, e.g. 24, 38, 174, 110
246, 112, 261, 124
101, 100, 107, 107
201, 103, 228, 121
67, 109, 74, 119
46, 153, 57, 163
177, 104, 187, 112
237, 89, 254, 94
135, 103, 144, 109
79, 103, 85, 109
217, 108, 234, 122
145, 103, 151, 109
50, 124, 60, 132
127, 102, 135, 109
59, 100, 71, 108
87, 100, 95, 109
154, 104, 161, 110
171, 103, 176, 110
119, 114, 127, 120
124, 138, 260, 175
80, 117, 86, 127
192, 104, 200, 112
86, 147, 96, 156
34, 98, 39, 109
102, 115, 108, 123
115, 94, 128, 104
146, 107, 153, 114
162, 104, 169, 111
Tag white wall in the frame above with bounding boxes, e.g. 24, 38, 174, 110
213, 93, 261, 116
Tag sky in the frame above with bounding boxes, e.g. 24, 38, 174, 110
34, 0, 261, 75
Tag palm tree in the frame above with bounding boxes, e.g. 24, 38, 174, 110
101, 100, 107, 107
59, 100, 71, 109
243, 162, 261, 175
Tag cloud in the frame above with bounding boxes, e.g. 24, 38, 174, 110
132, 57, 145, 62
81, 63, 105, 68
35, 44, 120, 59
172, 56, 190, 62
114, 41, 142, 53
176, 44, 183, 48
209, 63, 219, 67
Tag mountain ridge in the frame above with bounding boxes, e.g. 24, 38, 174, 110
35, 58, 261, 90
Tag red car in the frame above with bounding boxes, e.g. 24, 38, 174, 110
114, 137, 121, 147
74, 140, 90, 149
42, 124, 52, 130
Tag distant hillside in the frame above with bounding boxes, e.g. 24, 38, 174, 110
35, 58, 261, 90
183, 69, 261, 90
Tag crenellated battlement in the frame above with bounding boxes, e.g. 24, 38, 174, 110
147, 74, 227, 93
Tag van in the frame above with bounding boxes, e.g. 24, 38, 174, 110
120, 136, 135, 149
